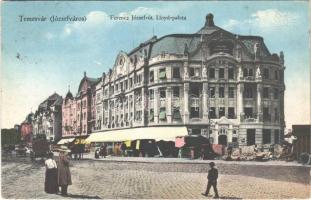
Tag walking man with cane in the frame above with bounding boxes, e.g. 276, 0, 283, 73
202, 162, 219, 198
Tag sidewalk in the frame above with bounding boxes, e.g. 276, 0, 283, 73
81, 153, 310, 167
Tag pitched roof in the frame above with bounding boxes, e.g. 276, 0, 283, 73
77, 76, 101, 95
239, 36, 271, 58
150, 34, 201, 58
51, 96, 63, 106
38, 93, 62, 110
65, 91, 74, 100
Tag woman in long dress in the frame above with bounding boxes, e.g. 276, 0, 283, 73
44, 152, 59, 194
57, 150, 72, 196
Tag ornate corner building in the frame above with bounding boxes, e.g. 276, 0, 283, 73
62, 72, 100, 138
93, 13, 285, 146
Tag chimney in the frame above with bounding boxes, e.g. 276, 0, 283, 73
205, 13, 215, 27
84, 71, 86, 77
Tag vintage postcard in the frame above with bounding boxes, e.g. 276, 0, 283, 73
1, 1, 310, 199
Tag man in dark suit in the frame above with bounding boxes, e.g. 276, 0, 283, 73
202, 162, 219, 198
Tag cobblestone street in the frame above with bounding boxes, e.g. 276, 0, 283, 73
1, 155, 310, 199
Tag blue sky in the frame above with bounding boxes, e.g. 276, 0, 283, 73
1, 1, 310, 129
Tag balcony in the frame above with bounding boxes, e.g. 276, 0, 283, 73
189, 75, 201, 81
241, 76, 255, 81
172, 98, 181, 107
135, 102, 142, 110
190, 97, 199, 107
160, 98, 166, 107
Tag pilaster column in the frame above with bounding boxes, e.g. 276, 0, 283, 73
154, 88, 159, 123
183, 61, 189, 80
203, 82, 209, 120
132, 93, 135, 124
113, 99, 116, 126
280, 88, 285, 127
167, 87, 172, 123
141, 88, 146, 125
228, 125, 233, 143
237, 83, 244, 122
123, 97, 126, 126
214, 124, 219, 144
107, 100, 111, 127
238, 64, 243, 81
127, 96, 130, 125
257, 84, 263, 122
183, 83, 189, 123
102, 101, 105, 129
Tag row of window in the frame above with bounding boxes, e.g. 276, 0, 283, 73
103, 73, 143, 96
246, 129, 280, 145
244, 86, 280, 99
149, 107, 182, 122
148, 86, 279, 99
150, 67, 282, 81
101, 67, 282, 100
244, 107, 279, 121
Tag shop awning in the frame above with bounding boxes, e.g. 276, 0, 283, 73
57, 138, 75, 145
86, 126, 188, 142
74, 138, 90, 144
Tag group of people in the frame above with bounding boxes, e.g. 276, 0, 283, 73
94, 144, 107, 159
44, 150, 72, 196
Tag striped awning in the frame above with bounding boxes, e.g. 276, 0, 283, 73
86, 126, 188, 143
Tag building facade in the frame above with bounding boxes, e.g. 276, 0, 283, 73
62, 72, 100, 138
32, 93, 63, 142
93, 14, 285, 146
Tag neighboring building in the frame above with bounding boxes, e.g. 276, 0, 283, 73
93, 13, 286, 146
62, 72, 100, 139
33, 93, 63, 142
20, 112, 34, 143
292, 125, 311, 160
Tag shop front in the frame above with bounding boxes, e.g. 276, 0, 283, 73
86, 126, 188, 157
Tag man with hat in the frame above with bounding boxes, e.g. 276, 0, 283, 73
202, 162, 219, 198
57, 146, 72, 196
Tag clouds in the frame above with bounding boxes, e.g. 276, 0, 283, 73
223, 9, 300, 33
252, 9, 299, 28
119, 7, 158, 17
62, 11, 112, 37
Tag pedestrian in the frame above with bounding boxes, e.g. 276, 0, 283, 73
121, 143, 126, 157
100, 144, 106, 158
202, 162, 219, 198
95, 148, 100, 159
57, 147, 72, 196
44, 152, 59, 194
227, 146, 233, 160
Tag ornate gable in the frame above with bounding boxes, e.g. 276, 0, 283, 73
112, 51, 130, 80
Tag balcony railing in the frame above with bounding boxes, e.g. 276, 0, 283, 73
172, 98, 181, 107
242, 76, 255, 81
190, 98, 199, 107
160, 98, 166, 107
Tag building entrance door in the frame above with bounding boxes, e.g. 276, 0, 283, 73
218, 135, 227, 146
247, 129, 256, 146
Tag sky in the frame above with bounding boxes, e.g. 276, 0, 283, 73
1, 1, 310, 129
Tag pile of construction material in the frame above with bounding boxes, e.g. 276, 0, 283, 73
224, 144, 284, 161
